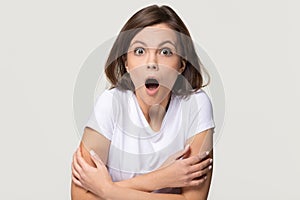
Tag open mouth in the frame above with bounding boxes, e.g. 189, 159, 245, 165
145, 78, 159, 90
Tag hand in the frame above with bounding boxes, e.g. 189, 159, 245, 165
72, 148, 113, 198
158, 145, 213, 188
159, 145, 191, 168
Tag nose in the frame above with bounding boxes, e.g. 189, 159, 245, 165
146, 49, 159, 71
147, 64, 159, 71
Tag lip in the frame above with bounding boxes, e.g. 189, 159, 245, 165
145, 75, 159, 82
145, 85, 160, 96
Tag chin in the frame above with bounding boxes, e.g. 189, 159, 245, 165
143, 87, 171, 106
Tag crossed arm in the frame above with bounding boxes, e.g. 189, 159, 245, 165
71, 127, 214, 200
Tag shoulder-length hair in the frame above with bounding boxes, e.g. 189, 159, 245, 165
105, 4, 210, 97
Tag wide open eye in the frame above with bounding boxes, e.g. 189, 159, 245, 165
134, 47, 145, 56
160, 48, 173, 56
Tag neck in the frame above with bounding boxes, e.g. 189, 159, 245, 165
136, 93, 171, 132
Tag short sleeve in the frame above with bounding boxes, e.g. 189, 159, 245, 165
85, 89, 115, 140
186, 90, 215, 139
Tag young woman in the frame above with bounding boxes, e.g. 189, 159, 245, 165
71, 5, 215, 200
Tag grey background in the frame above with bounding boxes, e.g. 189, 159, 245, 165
0, 0, 299, 199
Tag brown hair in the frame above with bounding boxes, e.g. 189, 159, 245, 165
105, 4, 210, 97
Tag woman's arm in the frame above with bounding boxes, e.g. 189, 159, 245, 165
71, 127, 110, 200
72, 128, 213, 200
71, 142, 104, 200
181, 129, 214, 200
105, 129, 214, 200
115, 147, 211, 192
111, 129, 214, 200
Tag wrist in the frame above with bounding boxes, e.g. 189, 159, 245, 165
152, 167, 169, 190
102, 182, 117, 200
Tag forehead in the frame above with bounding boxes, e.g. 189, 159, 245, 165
130, 24, 177, 47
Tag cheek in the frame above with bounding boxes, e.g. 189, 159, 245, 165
159, 66, 179, 89
128, 66, 147, 89
127, 55, 145, 70
158, 57, 181, 71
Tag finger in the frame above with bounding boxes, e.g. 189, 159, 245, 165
186, 151, 211, 165
76, 147, 91, 170
190, 157, 213, 172
73, 150, 83, 173
175, 144, 190, 160
90, 150, 105, 168
74, 148, 82, 168
189, 165, 212, 180
198, 151, 210, 161
189, 176, 207, 187
185, 154, 203, 165
72, 174, 83, 188
72, 161, 81, 180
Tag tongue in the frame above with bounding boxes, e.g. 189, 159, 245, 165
145, 83, 159, 96
148, 87, 156, 90
148, 84, 158, 90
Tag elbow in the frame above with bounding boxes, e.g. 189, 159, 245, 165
71, 182, 81, 200
71, 182, 90, 200
71, 182, 102, 200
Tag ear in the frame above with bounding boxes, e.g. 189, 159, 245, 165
125, 61, 129, 72
122, 55, 129, 72
179, 59, 186, 74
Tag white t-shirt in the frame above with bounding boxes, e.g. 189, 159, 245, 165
85, 88, 215, 192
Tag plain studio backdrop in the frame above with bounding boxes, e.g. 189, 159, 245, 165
0, 0, 299, 199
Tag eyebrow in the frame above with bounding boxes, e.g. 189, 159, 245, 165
129, 40, 177, 49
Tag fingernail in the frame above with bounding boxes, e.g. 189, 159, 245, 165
208, 165, 212, 170
210, 158, 213, 163
204, 176, 207, 180
206, 151, 209, 155
90, 150, 95, 156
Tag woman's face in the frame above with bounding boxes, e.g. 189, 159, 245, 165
126, 23, 184, 106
